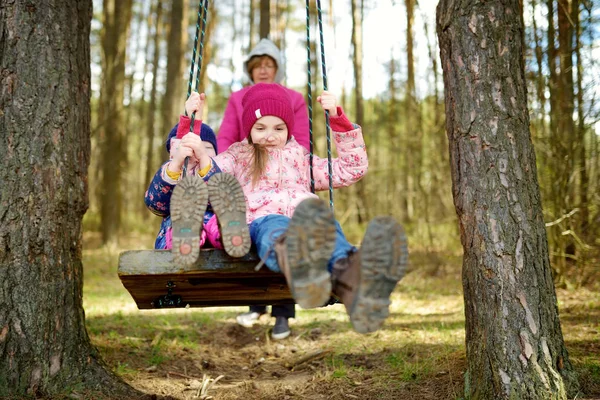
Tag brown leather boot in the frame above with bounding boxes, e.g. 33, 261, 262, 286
332, 217, 409, 334
331, 252, 361, 313
273, 198, 336, 309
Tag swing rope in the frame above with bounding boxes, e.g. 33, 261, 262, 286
183, 0, 209, 177
305, 0, 315, 194
306, 0, 335, 212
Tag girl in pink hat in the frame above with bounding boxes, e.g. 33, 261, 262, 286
168, 83, 408, 335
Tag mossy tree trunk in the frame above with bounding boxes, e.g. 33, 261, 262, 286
0, 1, 145, 398
436, 1, 578, 399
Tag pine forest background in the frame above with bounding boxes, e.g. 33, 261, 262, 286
88, 0, 600, 287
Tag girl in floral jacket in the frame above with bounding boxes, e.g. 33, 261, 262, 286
168, 83, 408, 334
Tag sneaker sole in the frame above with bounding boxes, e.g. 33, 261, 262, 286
271, 329, 291, 340
286, 198, 336, 309
171, 175, 208, 266
236, 313, 263, 328
350, 217, 408, 333
207, 173, 251, 258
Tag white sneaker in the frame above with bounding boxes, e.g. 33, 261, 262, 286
236, 311, 263, 328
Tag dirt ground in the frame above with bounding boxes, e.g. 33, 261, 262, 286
93, 292, 599, 400
83, 234, 599, 400
101, 318, 466, 400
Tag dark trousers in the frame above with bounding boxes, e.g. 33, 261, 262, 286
250, 303, 295, 318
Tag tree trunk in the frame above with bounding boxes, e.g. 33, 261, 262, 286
99, 0, 133, 246
143, 1, 163, 203
387, 56, 400, 216
573, 0, 588, 235
161, 0, 188, 151
547, 0, 558, 210
126, 3, 148, 220
405, 0, 418, 223
351, 0, 368, 223
138, 0, 155, 217
260, 0, 270, 39
248, 0, 257, 52
555, 0, 576, 270
199, 1, 218, 94
436, 1, 578, 398
529, 0, 549, 226
125, 3, 145, 131
423, 12, 450, 224
271, 0, 289, 52
545, 0, 570, 279
229, 0, 239, 92
0, 1, 142, 397
531, 0, 546, 141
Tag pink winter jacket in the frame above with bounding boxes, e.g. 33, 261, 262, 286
218, 85, 310, 151
207, 107, 367, 224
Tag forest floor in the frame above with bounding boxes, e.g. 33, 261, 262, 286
82, 233, 600, 400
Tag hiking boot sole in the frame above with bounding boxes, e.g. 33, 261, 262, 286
171, 175, 208, 266
350, 217, 408, 333
207, 173, 251, 258
286, 198, 336, 309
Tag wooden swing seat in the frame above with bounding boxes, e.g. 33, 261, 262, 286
118, 248, 294, 309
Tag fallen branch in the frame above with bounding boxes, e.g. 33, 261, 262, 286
167, 371, 203, 380
287, 349, 332, 370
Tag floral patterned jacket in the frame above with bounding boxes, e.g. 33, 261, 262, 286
144, 162, 215, 249
168, 107, 368, 225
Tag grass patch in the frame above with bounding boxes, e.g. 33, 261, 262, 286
82, 232, 599, 400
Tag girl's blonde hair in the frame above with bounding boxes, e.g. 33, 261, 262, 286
247, 135, 269, 188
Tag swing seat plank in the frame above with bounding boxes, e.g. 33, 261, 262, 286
118, 249, 294, 309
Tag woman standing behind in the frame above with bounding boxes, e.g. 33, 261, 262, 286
218, 38, 310, 340
218, 38, 310, 151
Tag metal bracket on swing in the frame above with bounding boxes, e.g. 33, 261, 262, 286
151, 281, 183, 308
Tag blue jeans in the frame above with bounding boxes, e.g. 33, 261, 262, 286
249, 214, 356, 273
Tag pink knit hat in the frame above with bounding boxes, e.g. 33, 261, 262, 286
241, 83, 295, 140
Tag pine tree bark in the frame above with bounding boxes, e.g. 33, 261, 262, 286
436, 1, 578, 398
0, 1, 144, 397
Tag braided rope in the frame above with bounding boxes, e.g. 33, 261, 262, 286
184, 0, 209, 177
305, 0, 315, 193
186, 0, 204, 103
316, 0, 334, 213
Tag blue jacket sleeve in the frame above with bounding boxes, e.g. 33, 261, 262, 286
144, 162, 175, 217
